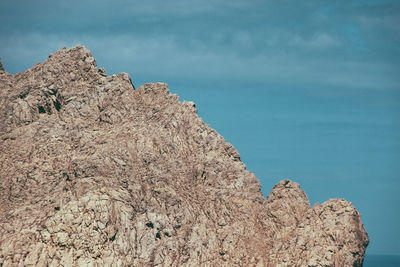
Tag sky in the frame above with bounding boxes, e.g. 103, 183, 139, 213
1, 0, 400, 256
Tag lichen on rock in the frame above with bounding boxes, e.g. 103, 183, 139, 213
0, 46, 368, 266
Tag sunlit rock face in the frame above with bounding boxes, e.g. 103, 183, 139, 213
0, 46, 368, 266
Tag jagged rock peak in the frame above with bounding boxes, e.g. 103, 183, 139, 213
0, 46, 368, 266
262, 180, 369, 266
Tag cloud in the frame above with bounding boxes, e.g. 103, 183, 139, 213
289, 33, 341, 49
1, 31, 398, 92
1, 0, 399, 91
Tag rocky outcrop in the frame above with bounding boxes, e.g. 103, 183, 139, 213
0, 46, 368, 266
262, 180, 369, 266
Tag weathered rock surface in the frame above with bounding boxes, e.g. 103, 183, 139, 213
0, 46, 368, 266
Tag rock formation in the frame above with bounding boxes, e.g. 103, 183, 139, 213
0, 46, 368, 266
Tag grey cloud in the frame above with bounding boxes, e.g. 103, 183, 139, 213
1, 0, 399, 90
2, 32, 398, 92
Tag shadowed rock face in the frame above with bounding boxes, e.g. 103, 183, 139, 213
0, 46, 368, 266
0, 58, 4, 72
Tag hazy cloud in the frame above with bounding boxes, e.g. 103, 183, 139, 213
289, 33, 341, 49
2, 0, 399, 91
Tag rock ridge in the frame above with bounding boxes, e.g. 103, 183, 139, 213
0, 46, 368, 266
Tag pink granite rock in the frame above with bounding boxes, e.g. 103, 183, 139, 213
0, 46, 368, 266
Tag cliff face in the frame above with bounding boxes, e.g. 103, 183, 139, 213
0, 46, 368, 266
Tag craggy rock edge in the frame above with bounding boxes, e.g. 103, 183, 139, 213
0, 46, 368, 266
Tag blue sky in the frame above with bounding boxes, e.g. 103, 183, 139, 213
1, 0, 400, 256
